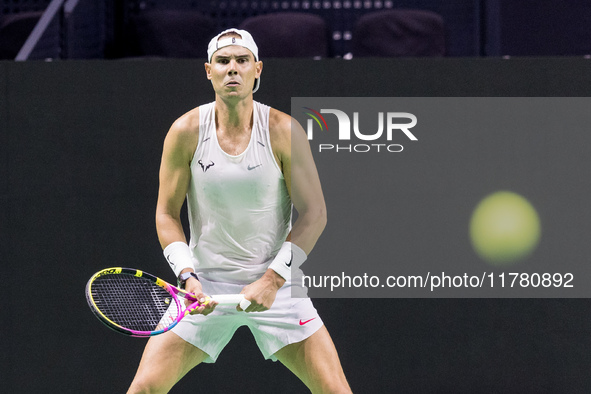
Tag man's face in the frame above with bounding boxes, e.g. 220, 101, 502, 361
205, 42, 262, 99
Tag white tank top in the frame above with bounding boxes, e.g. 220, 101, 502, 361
187, 101, 292, 284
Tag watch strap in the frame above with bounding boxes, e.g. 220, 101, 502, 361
178, 271, 199, 289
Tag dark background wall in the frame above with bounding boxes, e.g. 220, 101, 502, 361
2, 58, 591, 393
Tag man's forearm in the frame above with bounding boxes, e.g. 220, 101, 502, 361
290, 207, 327, 255
156, 212, 188, 249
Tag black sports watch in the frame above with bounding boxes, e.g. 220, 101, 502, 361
178, 271, 199, 289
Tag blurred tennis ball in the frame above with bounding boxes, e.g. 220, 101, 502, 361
470, 191, 541, 265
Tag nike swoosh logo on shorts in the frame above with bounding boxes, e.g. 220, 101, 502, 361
299, 318, 316, 326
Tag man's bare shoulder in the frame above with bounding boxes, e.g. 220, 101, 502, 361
269, 107, 309, 145
164, 107, 200, 157
269, 107, 304, 149
170, 107, 200, 139
269, 107, 291, 132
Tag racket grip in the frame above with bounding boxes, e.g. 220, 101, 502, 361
211, 294, 251, 310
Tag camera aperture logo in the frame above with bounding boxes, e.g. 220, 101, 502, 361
302, 107, 418, 153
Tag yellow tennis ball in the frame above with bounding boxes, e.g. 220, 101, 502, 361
470, 191, 541, 265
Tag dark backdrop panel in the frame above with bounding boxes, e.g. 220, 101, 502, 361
2, 58, 591, 392
0, 61, 11, 388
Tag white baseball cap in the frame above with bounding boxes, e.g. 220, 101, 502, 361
207, 28, 260, 93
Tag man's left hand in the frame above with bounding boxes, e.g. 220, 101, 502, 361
238, 269, 286, 312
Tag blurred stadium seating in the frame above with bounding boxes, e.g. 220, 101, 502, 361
1, 0, 590, 60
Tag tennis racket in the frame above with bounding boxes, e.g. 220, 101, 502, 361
85, 267, 251, 337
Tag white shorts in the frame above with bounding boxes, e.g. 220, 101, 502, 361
172, 277, 324, 363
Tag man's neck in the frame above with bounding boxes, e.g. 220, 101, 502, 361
215, 96, 254, 135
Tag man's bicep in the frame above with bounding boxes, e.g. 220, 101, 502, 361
157, 130, 193, 217
288, 121, 326, 221
284, 120, 326, 254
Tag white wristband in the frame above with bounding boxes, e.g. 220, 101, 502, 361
163, 242, 195, 277
268, 242, 307, 281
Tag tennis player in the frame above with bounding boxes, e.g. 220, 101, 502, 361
127, 29, 352, 393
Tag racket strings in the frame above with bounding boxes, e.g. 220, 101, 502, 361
90, 275, 180, 332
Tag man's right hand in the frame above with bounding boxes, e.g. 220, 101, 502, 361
185, 277, 218, 316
